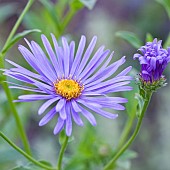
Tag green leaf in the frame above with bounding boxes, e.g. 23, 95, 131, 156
55, 0, 68, 18
23, 12, 44, 30
115, 31, 142, 49
117, 160, 131, 170
39, 0, 61, 31
156, 0, 170, 19
70, 0, 84, 11
11, 166, 30, 170
0, 3, 17, 23
2, 29, 41, 54
119, 150, 138, 160
145, 33, 153, 42
116, 150, 137, 170
0, 147, 23, 164
164, 33, 170, 48
38, 160, 52, 167
11, 166, 42, 170
64, 125, 101, 170
134, 93, 144, 117
11, 161, 52, 170
79, 0, 97, 10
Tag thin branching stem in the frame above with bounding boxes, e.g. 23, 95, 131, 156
0, 0, 35, 155
57, 135, 69, 170
0, 132, 57, 170
104, 92, 153, 170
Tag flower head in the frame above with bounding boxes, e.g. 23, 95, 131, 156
134, 38, 170, 83
4, 34, 132, 136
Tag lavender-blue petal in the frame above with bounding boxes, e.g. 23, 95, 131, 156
38, 97, 60, 115
71, 105, 84, 126
77, 36, 97, 75
56, 99, 66, 112
79, 105, 97, 126
59, 104, 67, 120
70, 35, 86, 77
53, 117, 65, 135
65, 105, 72, 136
39, 107, 56, 126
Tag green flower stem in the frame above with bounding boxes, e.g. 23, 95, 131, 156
103, 92, 153, 170
1, 80, 32, 155
57, 135, 69, 170
0, 132, 57, 170
0, 0, 35, 155
117, 113, 136, 150
40, 0, 61, 34
56, 0, 68, 19
0, 0, 35, 55
59, 8, 76, 36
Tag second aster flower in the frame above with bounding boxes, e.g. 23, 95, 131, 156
134, 38, 170, 83
4, 34, 132, 136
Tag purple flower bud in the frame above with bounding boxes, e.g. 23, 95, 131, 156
134, 38, 170, 83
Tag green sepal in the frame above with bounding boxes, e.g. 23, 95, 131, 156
115, 31, 142, 49
59, 130, 74, 145
139, 77, 167, 93
59, 130, 66, 145
139, 85, 146, 99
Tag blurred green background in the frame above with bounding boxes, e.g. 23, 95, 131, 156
0, 0, 170, 170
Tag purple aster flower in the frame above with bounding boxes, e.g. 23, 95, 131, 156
4, 34, 132, 136
134, 38, 170, 83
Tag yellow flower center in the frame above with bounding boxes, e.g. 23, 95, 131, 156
54, 79, 84, 100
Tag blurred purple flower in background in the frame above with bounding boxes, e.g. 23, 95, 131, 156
134, 38, 170, 83
3, 34, 132, 136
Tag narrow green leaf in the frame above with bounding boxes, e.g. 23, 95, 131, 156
38, 160, 52, 167
145, 33, 153, 42
117, 160, 131, 170
11, 166, 41, 170
11, 166, 30, 170
55, 0, 68, 18
156, 0, 170, 19
0, 147, 23, 164
11, 161, 52, 170
119, 150, 138, 160
39, 0, 61, 31
115, 31, 142, 49
2, 29, 41, 54
79, 0, 97, 10
117, 150, 137, 170
23, 12, 41, 29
